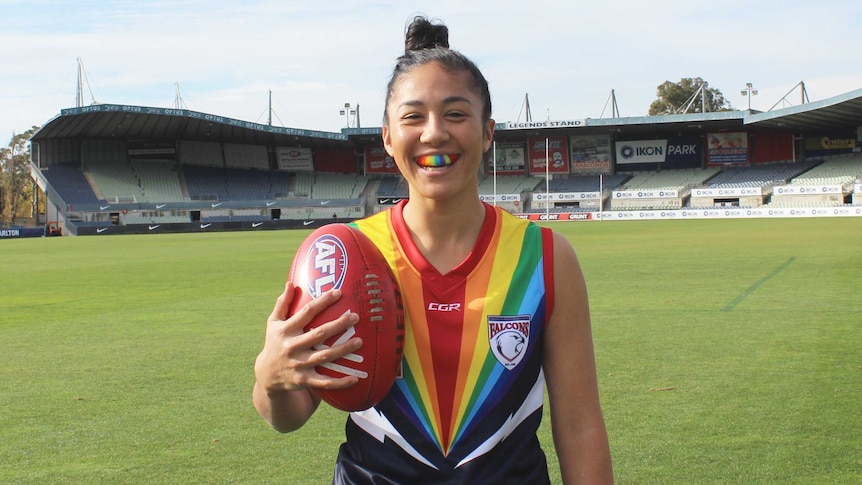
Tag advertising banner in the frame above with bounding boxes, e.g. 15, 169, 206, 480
528, 136, 569, 174
532, 192, 600, 201
365, 145, 398, 174
516, 212, 593, 221
803, 134, 857, 155
691, 187, 762, 197
0, 228, 45, 238
511, 206, 862, 222
665, 136, 702, 163
479, 194, 521, 203
277, 147, 314, 171
613, 189, 679, 199
772, 185, 843, 195
569, 135, 612, 173
489, 142, 526, 174
615, 139, 668, 164
706, 132, 748, 164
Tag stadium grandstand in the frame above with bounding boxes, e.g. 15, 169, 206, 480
24, 87, 862, 236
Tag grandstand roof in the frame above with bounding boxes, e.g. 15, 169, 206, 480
744, 87, 862, 133
32, 88, 862, 146
32, 104, 350, 149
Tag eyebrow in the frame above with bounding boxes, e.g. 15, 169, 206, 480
398, 96, 474, 109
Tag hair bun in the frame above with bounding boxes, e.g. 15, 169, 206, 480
404, 16, 449, 53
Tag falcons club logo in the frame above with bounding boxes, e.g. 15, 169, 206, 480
488, 315, 531, 370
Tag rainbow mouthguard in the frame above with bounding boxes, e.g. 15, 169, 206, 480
416, 154, 460, 167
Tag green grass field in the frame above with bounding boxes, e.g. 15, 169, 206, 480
1, 218, 860, 484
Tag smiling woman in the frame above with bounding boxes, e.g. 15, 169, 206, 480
382, 60, 492, 217
253, 15, 613, 485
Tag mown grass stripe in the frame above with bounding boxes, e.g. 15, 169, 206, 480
721, 256, 796, 312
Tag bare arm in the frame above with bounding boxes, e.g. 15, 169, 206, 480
253, 283, 362, 433
544, 232, 614, 484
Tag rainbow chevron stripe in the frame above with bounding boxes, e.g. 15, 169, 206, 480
351, 203, 547, 457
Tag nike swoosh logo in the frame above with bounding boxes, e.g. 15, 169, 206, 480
156, 204, 166, 209
380, 198, 391, 204
320, 200, 331, 205
211, 202, 222, 208
303, 220, 315, 226
97, 227, 108, 233
252, 222, 263, 228
148, 225, 160, 230
266, 201, 277, 207
200, 223, 212, 229
100, 205, 111, 210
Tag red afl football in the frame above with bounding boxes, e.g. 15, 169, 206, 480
286, 223, 404, 412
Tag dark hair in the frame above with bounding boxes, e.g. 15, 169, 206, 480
383, 16, 492, 125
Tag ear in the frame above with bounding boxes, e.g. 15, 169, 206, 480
483, 119, 495, 153
382, 125, 394, 157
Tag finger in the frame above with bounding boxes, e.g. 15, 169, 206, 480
270, 309, 358, 373
269, 282, 296, 322
298, 310, 360, 351
288, 288, 344, 327
300, 314, 364, 391
306, 374, 360, 391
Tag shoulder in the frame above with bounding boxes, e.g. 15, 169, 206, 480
494, 207, 543, 245
546, 230, 589, 327
352, 207, 396, 248
550, 231, 578, 269
532, 227, 582, 290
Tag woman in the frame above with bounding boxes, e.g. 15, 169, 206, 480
253, 16, 613, 484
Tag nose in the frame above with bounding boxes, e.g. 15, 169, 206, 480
419, 113, 449, 146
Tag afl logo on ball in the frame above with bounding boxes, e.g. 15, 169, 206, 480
488, 315, 531, 370
305, 234, 348, 298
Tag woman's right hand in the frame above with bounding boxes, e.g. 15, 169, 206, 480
252, 282, 363, 432
255, 282, 363, 394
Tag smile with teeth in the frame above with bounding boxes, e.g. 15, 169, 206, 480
416, 154, 460, 168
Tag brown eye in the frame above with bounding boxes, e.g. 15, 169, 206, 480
400, 109, 423, 119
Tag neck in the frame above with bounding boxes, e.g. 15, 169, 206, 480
401, 194, 487, 274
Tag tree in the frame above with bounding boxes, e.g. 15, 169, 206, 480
648, 77, 733, 115
0, 126, 41, 226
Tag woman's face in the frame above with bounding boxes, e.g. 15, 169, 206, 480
383, 61, 494, 202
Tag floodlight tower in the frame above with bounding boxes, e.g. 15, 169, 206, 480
339, 102, 357, 128
741, 82, 758, 111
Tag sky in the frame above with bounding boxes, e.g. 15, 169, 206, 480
2, 0, 861, 143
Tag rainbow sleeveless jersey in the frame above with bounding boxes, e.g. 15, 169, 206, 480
334, 201, 555, 484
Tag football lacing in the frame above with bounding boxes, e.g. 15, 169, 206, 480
363, 273, 388, 321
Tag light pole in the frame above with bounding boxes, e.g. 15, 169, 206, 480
339, 102, 357, 128
740, 82, 758, 111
